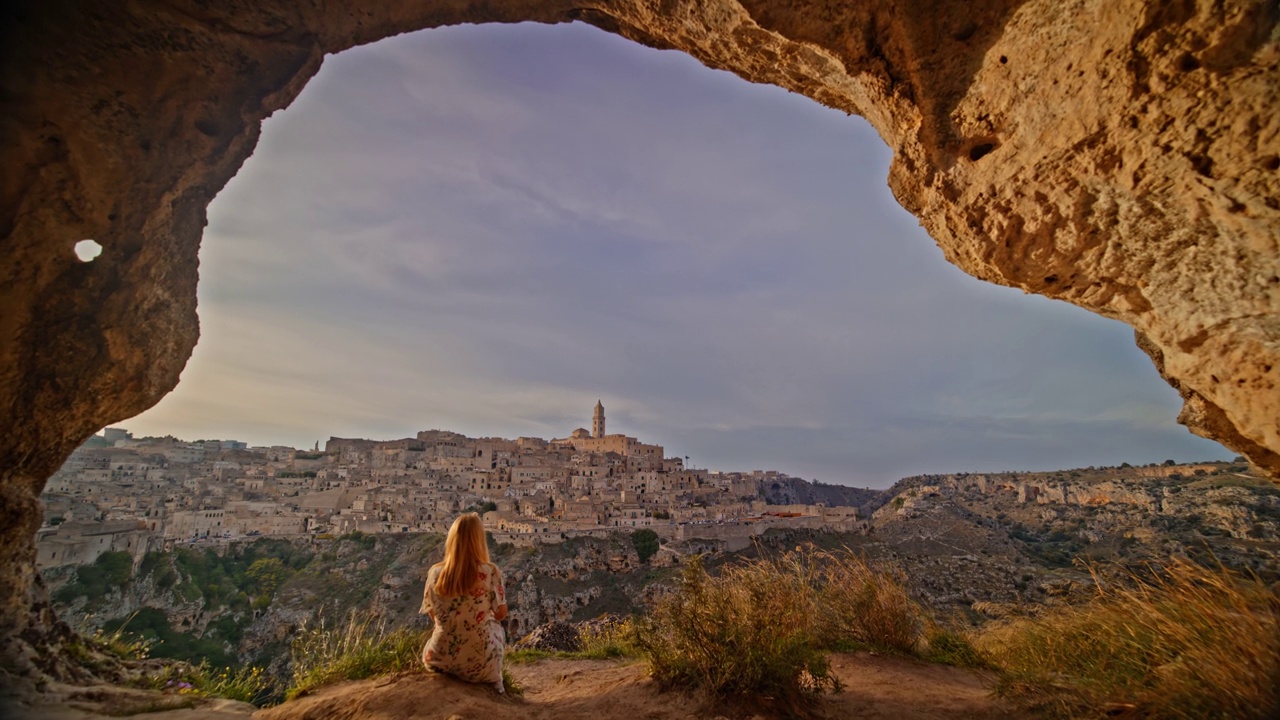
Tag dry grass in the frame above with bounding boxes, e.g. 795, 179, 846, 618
636, 547, 929, 707
577, 617, 642, 659
287, 610, 529, 698
812, 549, 923, 654
637, 554, 838, 706
144, 663, 277, 706
976, 558, 1280, 719
286, 611, 426, 699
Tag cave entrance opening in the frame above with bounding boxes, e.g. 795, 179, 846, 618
4, 1, 1272, 693
123, 21, 1229, 481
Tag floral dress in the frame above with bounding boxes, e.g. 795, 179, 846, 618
420, 562, 507, 689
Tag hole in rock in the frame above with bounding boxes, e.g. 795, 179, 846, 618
195, 118, 220, 137
952, 23, 977, 42
1177, 53, 1200, 72
1263, 155, 1279, 171
998, 55, 1008, 64
969, 142, 996, 161
1190, 153, 1214, 178
74, 239, 102, 262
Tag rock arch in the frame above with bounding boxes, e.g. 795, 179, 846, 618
1, 0, 1276, 680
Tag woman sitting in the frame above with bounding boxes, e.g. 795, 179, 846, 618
420, 513, 508, 692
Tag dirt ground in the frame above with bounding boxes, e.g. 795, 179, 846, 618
8, 652, 1021, 719
251, 652, 1022, 720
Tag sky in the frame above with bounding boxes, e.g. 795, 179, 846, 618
124, 21, 1233, 488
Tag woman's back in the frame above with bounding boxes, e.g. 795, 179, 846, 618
421, 561, 507, 688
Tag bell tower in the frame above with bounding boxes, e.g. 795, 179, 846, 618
592, 400, 605, 439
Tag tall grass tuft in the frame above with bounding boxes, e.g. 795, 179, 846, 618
636, 547, 931, 705
286, 611, 425, 699
85, 623, 155, 662
638, 554, 839, 706
577, 617, 642, 660
977, 558, 1280, 719
146, 662, 277, 706
811, 549, 923, 654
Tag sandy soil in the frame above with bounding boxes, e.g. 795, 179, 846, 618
252, 652, 1022, 720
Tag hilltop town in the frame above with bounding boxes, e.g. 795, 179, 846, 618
35, 402, 863, 571
35, 402, 1278, 679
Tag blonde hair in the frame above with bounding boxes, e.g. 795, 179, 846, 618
433, 513, 491, 597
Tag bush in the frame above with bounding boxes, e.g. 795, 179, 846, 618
631, 529, 660, 563
977, 559, 1280, 719
921, 628, 985, 668
636, 554, 840, 707
55, 551, 135, 605
338, 531, 377, 550
812, 549, 923, 655
102, 607, 235, 667
636, 547, 930, 705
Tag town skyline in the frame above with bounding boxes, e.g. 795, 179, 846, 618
103, 396, 1238, 490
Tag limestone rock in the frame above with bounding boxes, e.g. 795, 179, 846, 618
1, 0, 1277, 681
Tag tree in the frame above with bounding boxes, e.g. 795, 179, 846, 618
632, 529, 660, 563
245, 557, 286, 596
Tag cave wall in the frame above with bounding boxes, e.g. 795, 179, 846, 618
1, 0, 1276, 681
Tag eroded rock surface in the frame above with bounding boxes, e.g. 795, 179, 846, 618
1, 0, 1276, 683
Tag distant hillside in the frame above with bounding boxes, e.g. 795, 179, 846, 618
44, 460, 1277, 691
760, 475, 886, 512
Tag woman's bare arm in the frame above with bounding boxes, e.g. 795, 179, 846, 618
493, 604, 508, 621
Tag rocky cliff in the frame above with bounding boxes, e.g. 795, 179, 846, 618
2, 0, 1277, 683
44, 462, 1276, 690
43, 531, 684, 685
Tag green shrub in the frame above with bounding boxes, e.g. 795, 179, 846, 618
55, 551, 135, 605
631, 529, 660, 563
977, 559, 1280, 719
338, 531, 377, 550
102, 607, 235, 667
245, 557, 286, 595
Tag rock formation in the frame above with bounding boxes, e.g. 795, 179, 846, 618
1, 0, 1276, 683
